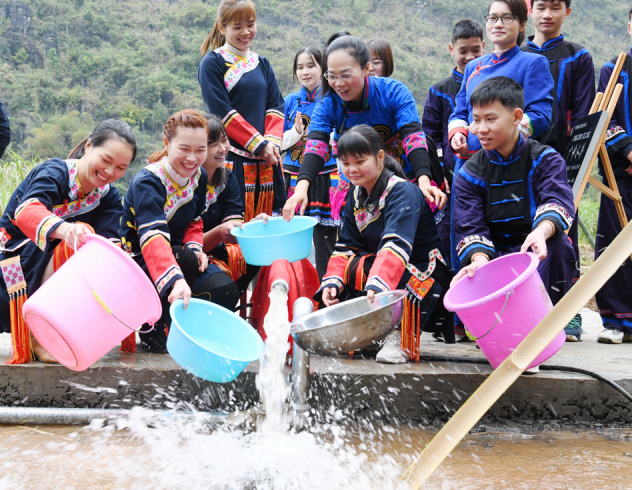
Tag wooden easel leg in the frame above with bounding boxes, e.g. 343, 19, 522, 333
598, 146, 629, 228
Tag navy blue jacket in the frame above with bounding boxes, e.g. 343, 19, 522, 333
422, 68, 463, 179
522, 35, 595, 156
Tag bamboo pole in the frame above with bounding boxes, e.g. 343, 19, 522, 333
403, 219, 632, 488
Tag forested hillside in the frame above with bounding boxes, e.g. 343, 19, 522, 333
0, 0, 629, 187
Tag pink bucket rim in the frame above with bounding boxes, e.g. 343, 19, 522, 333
81, 234, 162, 328
444, 252, 539, 312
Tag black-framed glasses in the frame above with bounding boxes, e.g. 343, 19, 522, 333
323, 67, 362, 82
485, 14, 518, 24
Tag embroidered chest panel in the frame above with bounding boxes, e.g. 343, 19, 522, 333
52, 160, 110, 219
146, 160, 201, 222
353, 176, 406, 232
215, 48, 260, 93
204, 182, 226, 211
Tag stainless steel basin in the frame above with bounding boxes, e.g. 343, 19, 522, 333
290, 290, 406, 356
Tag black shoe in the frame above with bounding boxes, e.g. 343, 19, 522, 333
139, 323, 169, 353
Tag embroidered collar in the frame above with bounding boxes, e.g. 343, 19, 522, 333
486, 134, 527, 166
301, 83, 322, 102
452, 68, 464, 84
526, 34, 565, 52
492, 44, 520, 61
52, 160, 110, 219
357, 168, 393, 212
146, 160, 201, 221
161, 157, 189, 187
222, 43, 249, 58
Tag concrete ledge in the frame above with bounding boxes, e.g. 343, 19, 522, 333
0, 309, 630, 425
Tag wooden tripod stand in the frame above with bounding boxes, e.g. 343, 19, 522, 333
573, 53, 629, 231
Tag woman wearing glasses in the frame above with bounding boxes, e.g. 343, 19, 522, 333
366, 38, 394, 78
447, 0, 554, 271
283, 35, 446, 223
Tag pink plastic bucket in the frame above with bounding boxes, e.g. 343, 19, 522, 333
444, 252, 564, 370
23, 234, 161, 371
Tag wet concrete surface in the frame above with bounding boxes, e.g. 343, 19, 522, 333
0, 308, 630, 426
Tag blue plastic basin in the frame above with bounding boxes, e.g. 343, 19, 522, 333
230, 216, 318, 266
168, 299, 264, 383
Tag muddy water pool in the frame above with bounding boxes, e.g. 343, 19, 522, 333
0, 420, 629, 489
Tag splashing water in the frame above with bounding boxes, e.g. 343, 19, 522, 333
256, 287, 291, 433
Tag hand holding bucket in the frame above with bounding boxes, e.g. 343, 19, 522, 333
23, 234, 162, 371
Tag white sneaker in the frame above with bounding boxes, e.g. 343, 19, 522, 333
598, 328, 624, 344
376, 330, 410, 364
523, 366, 540, 375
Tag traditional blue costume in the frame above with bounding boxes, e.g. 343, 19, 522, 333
298, 76, 444, 189
447, 45, 555, 271
422, 68, 464, 263
453, 136, 575, 306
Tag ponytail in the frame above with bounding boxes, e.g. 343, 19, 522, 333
68, 119, 137, 161
383, 154, 407, 180
200, 0, 257, 55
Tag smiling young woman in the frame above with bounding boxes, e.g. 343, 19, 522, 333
119, 110, 240, 353
283, 36, 446, 230
198, 0, 286, 223
0, 119, 136, 364
281, 46, 343, 280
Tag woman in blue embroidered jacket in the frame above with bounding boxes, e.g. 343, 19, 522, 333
0, 119, 136, 364
201, 115, 259, 296
120, 110, 240, 353
198, 0, 286, 223
283, 36, 446, 222
316, 125, 454, 364
282, 46, 343, 280
447, 0, 555, 272
451, 77, 575, 307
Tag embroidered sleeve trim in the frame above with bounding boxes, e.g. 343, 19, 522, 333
448, 120, 469, 141
534, 202, 573, 230
304, 140, 331, 161
379, 241, 410, 265
456, 235, 495, 259
222, 214, 244, 223
365, 275, 391, 293
35, 215, 63, 251
264, 109, 284, 147
222, 110, 264, 153
185, 242, 203, 252
140, 230, 171, 250
319, 276, 344, 292
402, 132, 429, 158
156, 265, 182, 295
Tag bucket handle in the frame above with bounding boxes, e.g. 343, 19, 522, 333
465, 291, 512, 341
73, 235, 155, 334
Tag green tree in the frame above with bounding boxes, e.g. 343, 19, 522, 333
13, 48, 29, 65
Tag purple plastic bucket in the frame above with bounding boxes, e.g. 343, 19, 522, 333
444, 252, 565, 370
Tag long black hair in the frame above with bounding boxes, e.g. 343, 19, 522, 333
337, 125, 407, 179
322, 35, 370, 97
206, 114, 230, 188
68, 119, 137, 161
293, 46, 324, 84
